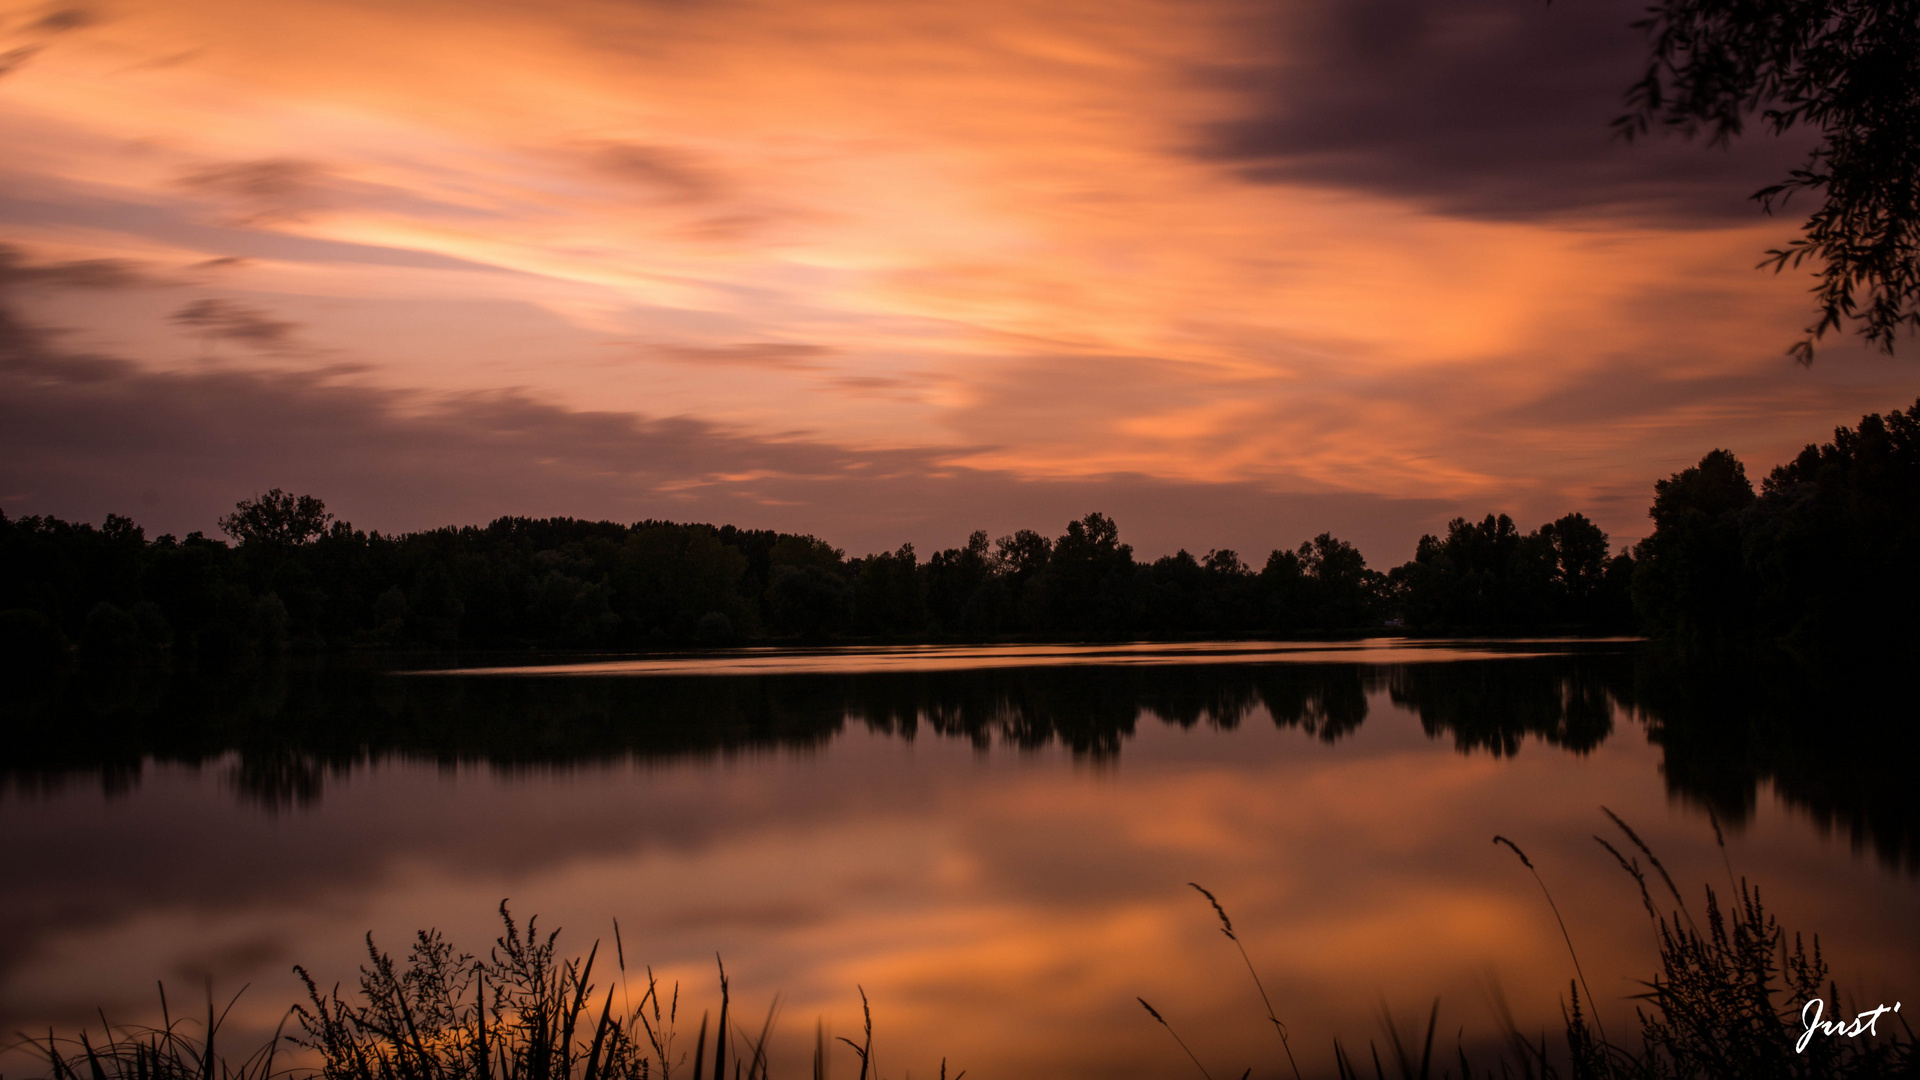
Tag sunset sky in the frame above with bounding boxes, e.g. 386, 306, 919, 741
2, 0, 1913, 563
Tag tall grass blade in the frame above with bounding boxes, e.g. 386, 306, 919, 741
832, 988, 872, 1080
1706, 807, 1740, 903
1188, 883, 1302, 1080
741, 993, 779, 1080
1492, 835, 1609, 1050
202, 981, 216, 1080
1592, 837, 1656, 923
476, 969, 490, 1080
690, 1013, 707, 1080
1600, 807, 1692, 931
581, 988, 616, 1080
78, 1030, 108, 1080
1137, 998, 1212, 1080
711, 959, 728, 1080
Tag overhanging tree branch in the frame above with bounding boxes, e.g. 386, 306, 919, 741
1614, 0, 1920, 363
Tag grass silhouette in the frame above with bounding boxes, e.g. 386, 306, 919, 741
17, 903, 813, 1080
15, 818, 1914, 1080
1165, 812, 1914, 1079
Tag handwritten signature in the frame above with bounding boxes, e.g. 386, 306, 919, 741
1798, 998, 1902, 1053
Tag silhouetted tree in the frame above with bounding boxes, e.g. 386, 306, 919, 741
993, 529, 1051, 585
767, 564, 851, 640
614, 524, 753, 641
1202, 549, 1260, 633
1260, 546, 1308, 630
852, 543, 926, 636
1296, 532, 1383, 628
1618, 0, 1920, 360
1742, 398, 1920, 660
219, 489, 333, 547
1143, 549, 1205, 635
769, 533, 844, 573
1022, 513, 1135, 636
1143, 548, 1262, 636
1395, 514, 1532, 628
925, 530, 1003, 637
1390, 511, 1632, 632
1540, 512, 1616, 622
1632, 448, 1756, 649
524, 566, 603, 649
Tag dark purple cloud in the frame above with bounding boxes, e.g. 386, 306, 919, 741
1192, 0, 1815, 224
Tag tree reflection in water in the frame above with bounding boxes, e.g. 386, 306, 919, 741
1, 646, 1912, 871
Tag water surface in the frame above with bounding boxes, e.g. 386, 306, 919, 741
2, 641, 1913, 1079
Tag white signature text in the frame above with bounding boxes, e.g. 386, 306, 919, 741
1798, 998, 1902, 1053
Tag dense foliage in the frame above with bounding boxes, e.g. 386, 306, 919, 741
1633, 398, 1920, 662
0, 504, 1399, 668
0, 496, 1639, 677
1388, 511, 1635, 632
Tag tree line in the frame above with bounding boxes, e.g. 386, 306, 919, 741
3, 398, 1914, 673
0, 504, 1628, 671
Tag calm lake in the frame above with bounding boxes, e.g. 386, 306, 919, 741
2, 640, 1914, 1079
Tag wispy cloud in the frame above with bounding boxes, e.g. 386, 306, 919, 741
0, 244, 158, 289
169, 298, 301, 350
175, 157, 500, 226
177, 158, 338, 224
0, 44, 41, 76
31, 7, 98, 34
643, 342, 831, 369
0, 3, 96, 80
588, 143, 726, 203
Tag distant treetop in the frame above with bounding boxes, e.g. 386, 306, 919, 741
218, 489, 334, 547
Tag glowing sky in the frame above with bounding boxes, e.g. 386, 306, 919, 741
2, 0, 1913, 561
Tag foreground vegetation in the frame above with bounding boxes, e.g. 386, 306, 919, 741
23, 903, 830, 1080
1153, 813, 1914, 1079
19, 817, 1913, 1080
